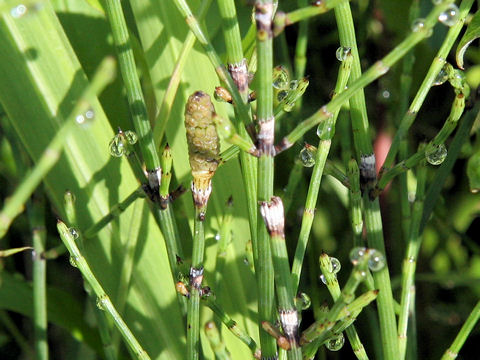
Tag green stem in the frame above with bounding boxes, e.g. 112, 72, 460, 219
205, 321, 231, 360
0, 310, 34, 358
276, 1, 454, 153
187, 208, 206, 360
28, 196, 48, 360
376, 92, 466, 195
318, 254, 369, 359
333, 2, 399, 358
380, 0, 474, 173
255, 1, 277, 357
0, 57, 116, 240
291, 50, 352, 292
260, 197, 302, 359
205, 296, 261, 359
57, 220, 151, 360
440, 300, 480, 360
103, 0, 160, 186
397, 149, 427, 360
153, 0, 212, 145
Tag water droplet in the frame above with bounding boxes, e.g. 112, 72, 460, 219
277, 90, 288, 102
96, 296, 106, 311
85, 109, 95, 120
408, 256, 415, 263
425, 144, 447, 165
316, 118, 335, 140
432, 0, 444, 4
297, 292, 311, 310
335, 46, 351, 62
289, 80, 299, 90
433, 65, 449, 86
124, 130, 138, 145
215, 233, 221, 241
438, 4, 459, 27
68, 227, 79, 239
299, 146, 315, 167
449, 69, 466, 90
243, 257, 249, 266
272, 66, 289, 89
11, 4, 27, 18
382, 90, 390, 99
109, 135, 125, 157
368, 249, 386, 271
330, 257, 341, 274
326, 333, 345, 351
319, 274, 327, 284
69, 256, 78, 268
411, 18, 426, 32
349, 247, 367, 265
283, 101, 295, 112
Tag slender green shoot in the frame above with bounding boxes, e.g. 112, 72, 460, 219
203, 295, 261, 359
28, 195, 48, 360
380, 0, 474, 174
375, 92, 466, 196
205, 321, 231, 360
440, 300, 480, 360
275, 1, 455, 154
291, 50, 352, 292
103, 0, 161, 188
57, 220, 151, 360
0, 57, 116, 239
397, 147, 427, 360
319, 254, 369, 359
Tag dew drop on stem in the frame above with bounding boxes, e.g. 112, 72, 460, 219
96, 296, 106, 311
438, 4, 459, 27
326, 333, 345, 351
368, 249, 386, 271
124, 130, 138, 145
433, 65, 449, 86
69, 256, 78, 268
335, 46, 351, 62
411, 18, 426, 32
297, 292, 311, 310
317, 118, 335, 140
299, 146, 315, 167
277, 90, 288, 102
330, 257, 341, 274
10, 4, 27, 18
425, 144, 447, 165
75, 109, 95, 127
349, 247, 366, 265
109, 135, 125, 157
69, 227, 79, 240
319, 274, 327, 285
272, 65, 289, 89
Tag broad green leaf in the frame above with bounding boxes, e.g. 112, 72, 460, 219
0, 272, 102, 352
129, 1, 259, 358
0, 3, 184, 359
456, 10, 480, 69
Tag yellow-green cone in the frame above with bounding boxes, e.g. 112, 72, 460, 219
185, 91, 220, 215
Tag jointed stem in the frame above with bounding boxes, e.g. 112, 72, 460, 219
276, 1, 455, 154
57, 221, 151, 360
397, 150, 427, 360
255, 1, 277, 357
103, 0, 161, 184
187, 208, 206, 360
380, 0, 474, 174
